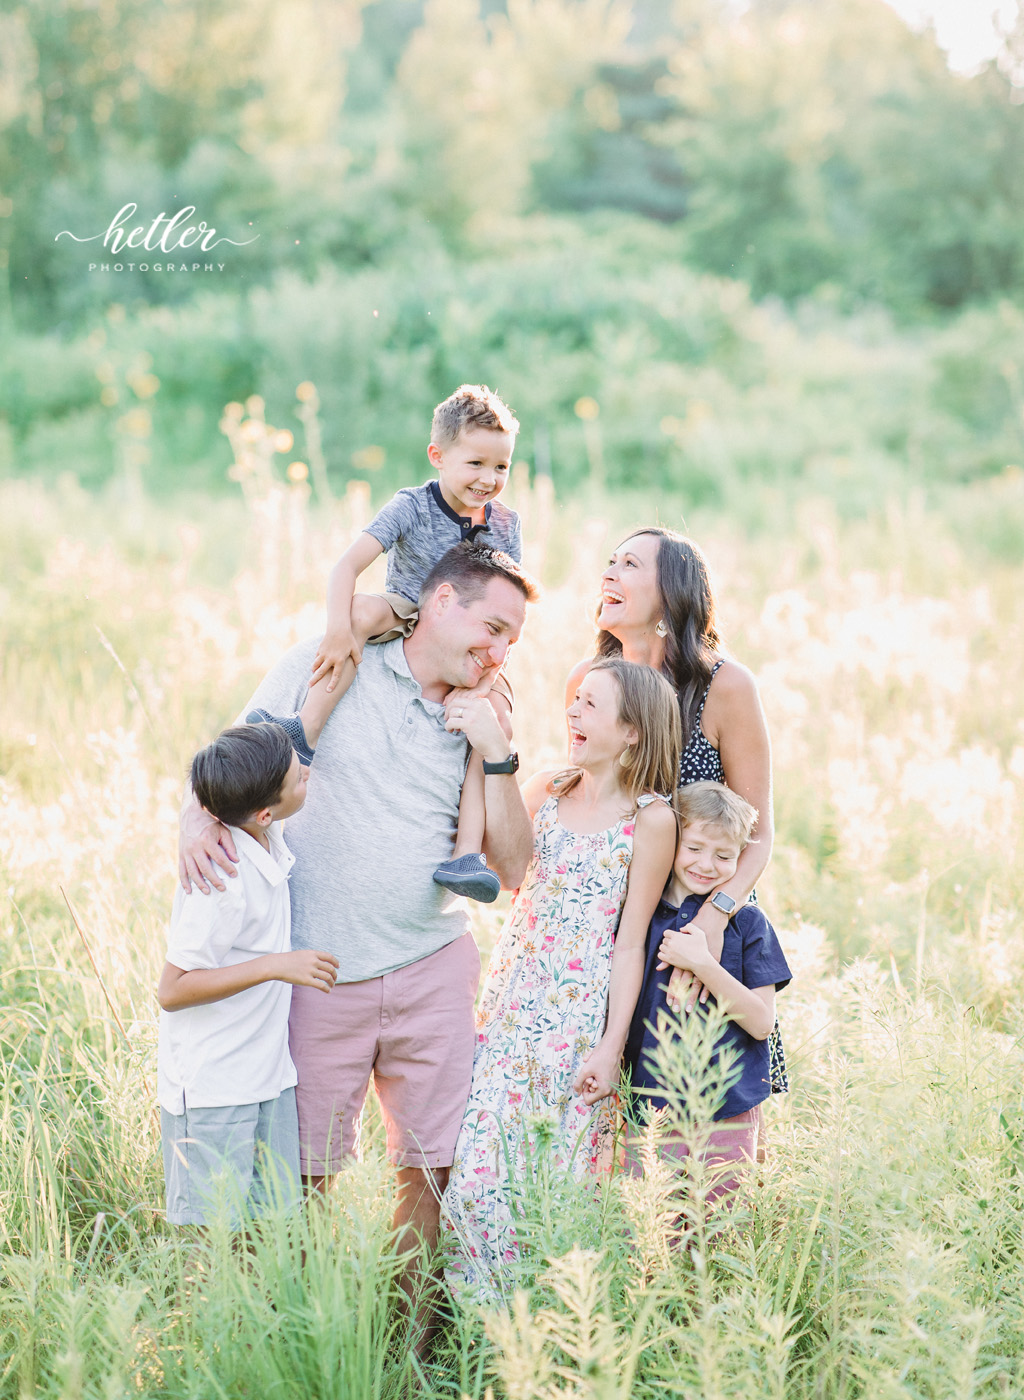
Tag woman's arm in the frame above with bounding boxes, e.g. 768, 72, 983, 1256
703, 659, 773, 910
668, 661, 772, 1009
574, 799, 677, 1104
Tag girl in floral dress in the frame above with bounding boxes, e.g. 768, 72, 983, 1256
441, 659, 680, 1300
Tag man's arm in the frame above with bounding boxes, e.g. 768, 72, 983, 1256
179, 786, 237, 894
447, 692, 532, 889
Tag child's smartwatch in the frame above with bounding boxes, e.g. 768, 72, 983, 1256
482, 750, 520, 775
709, 890, 738, 917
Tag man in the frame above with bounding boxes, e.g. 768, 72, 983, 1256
179, 542, 536, 1323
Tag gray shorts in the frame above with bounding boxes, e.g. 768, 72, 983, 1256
161, 1086, 300, 1227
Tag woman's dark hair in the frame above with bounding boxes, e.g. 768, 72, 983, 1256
596, 528, 721, 744
191, 723, 294, 827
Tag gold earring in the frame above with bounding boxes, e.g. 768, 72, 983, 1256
655, 619, 669, 638
619, 747, 633, 768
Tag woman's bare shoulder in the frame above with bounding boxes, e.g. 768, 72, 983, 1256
708, 656, 761, 703
711, 658, 762, 697
521, 768, 561, 816
565, 656, 594, 688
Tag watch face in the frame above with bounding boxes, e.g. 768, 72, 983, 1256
712, 892, 736, 913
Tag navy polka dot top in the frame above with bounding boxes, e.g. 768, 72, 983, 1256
679, 660, 725, 787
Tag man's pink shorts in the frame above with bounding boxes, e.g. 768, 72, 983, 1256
288, 933, 480, 1175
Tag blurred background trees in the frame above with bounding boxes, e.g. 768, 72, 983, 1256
3, 0, 1024, 504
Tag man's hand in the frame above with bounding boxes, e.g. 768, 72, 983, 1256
573, 1040, 619, 1105
179, 802, 238, 894
444, 688, 511, 762
276, 949, 340, 992
310, 628, 361, 692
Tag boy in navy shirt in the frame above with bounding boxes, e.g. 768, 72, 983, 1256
625, 781, 791, 1211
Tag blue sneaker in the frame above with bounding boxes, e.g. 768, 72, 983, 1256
246, 709, 315, 767
433, 853, 501, 903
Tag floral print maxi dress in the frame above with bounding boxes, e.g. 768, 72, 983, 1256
442, 793, 658, 1301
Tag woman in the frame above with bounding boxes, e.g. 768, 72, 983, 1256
565, 527, 786, 1089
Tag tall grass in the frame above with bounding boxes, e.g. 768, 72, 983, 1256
1, 460, 1022, 1396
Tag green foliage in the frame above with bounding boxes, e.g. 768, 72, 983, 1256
6, 0, 1024, 509
4, 0, 1024, 331
9, 242, 1024, 508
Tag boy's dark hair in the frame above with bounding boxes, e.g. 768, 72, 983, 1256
418, 541, 540, 607
190, 723, 294, 827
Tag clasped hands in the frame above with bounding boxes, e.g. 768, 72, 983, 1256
657, 921, 716, 1014
442, 670, 510, 762
572, 1040, 619, 1106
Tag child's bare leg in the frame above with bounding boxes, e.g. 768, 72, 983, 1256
248, 594, 400, 762
433, 689, 512, 903
451, 751, 485, 858
451, 684, 512, 856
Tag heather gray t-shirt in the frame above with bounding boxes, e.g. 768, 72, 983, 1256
366, 481, 522, 603
242, 637, 471, 981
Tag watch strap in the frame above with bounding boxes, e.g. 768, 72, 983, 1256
482, 750, 519, 775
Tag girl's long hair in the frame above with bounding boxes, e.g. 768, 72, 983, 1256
552, 658, 681, 805
596, 528, 721, 745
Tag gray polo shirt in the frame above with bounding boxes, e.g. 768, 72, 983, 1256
366, 481, 522, 604
243, 637, 470, 981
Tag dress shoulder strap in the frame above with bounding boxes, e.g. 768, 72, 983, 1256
636, 792, 671, 810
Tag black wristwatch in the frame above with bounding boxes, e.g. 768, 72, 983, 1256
482, 750, 520, 775
709, 890, 738, 917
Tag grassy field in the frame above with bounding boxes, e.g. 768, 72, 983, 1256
1, 459, 1024, 1398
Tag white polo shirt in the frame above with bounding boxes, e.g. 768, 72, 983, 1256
157, 823, 298, 1114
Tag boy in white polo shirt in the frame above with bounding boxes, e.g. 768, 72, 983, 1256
158, 723, 339, 1227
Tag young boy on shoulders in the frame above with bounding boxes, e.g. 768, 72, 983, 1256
248, 383, 522, 904
625, 781, 792, 1211
158, 723, 339, 1228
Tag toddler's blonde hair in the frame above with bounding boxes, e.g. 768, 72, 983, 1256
431, 384, 520, 447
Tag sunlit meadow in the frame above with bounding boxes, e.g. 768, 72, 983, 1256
2, 404, 1024, 1397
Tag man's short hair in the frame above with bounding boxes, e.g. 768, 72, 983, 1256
418, 541, 539, 609
673, 781, 758, 848
191, 724, 294, 827
431, 384, 520, 448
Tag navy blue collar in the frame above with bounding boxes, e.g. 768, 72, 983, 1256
429, 480, 492, 539
657, 891, 707, 919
